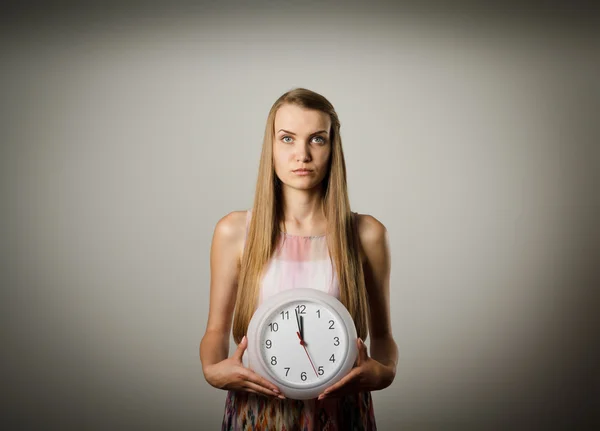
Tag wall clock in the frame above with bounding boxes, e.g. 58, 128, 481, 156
242, 288, 358, 400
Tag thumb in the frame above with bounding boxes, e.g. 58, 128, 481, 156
356, 338, 369, 364
233, 335, 248, 361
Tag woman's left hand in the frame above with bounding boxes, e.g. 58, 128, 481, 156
317, 338, 394, 400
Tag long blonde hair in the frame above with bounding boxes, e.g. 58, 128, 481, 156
232, 88, 369, 343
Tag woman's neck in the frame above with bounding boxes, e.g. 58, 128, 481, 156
279, 187, 326, 231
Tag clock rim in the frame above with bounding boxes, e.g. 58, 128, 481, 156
257, 300, 348, 389
245, 288, 358, 400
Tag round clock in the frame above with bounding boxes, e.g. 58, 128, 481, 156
242, 288, 358, 400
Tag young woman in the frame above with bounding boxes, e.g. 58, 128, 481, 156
200, 88, 397, 430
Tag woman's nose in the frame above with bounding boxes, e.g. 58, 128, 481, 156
295, 142, 311, 162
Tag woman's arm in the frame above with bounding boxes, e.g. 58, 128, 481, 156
318, 214, 398, 399
199, 211, 245, 374
360, 214, 397, 387
199, 211, 283, 398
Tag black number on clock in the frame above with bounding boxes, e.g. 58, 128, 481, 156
316, 309, 321, 318
329, 320, 335, 329
333, 337, 339, 346
269, 322, 279, 332
301, 372, 307, 381
329, 354, 335, 363
271, 356, 277, 365
265, 339, 272, 349
296, 305, 306, 314
318, 366, 324, 375
284, 367, 290, 376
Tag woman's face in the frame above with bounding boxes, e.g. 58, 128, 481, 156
272, 103, 332, 192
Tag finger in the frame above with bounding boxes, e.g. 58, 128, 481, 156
242, 369, 281, 395
357, 338, 369, 364
321, 368, 362, 398
232, 335, 247, 360
322, 380, 360, 399
244, 380, 285, 399
238, 387, 266, 398
318, 368, 360, 399
352, 338, 368, 367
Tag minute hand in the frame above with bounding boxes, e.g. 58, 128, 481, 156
296, 330, 319, 377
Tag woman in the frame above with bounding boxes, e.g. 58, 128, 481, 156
200, 88, 397, 430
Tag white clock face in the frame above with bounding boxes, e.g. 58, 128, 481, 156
258, 300, 347, 387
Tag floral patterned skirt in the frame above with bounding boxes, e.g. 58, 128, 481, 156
221, 390, 376, 431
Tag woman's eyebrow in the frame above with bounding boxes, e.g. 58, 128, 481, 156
278, 129, 329, 135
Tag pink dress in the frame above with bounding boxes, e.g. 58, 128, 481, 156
221, 210, 376, 430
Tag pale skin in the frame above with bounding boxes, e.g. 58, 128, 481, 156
199, 103, 398, 401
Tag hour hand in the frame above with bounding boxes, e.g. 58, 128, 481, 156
295, 309, 303, 340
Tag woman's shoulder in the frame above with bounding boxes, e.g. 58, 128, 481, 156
354, 212, 387, 235
215, 210, 248, 234
213, 210, 249, 261
354, 213, 388, 264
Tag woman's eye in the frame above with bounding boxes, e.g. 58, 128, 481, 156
281, 135, 325, 144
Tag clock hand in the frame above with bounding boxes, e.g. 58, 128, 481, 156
297, 331, 319, 377
294, 309, 317, 377
294, 310, 306, 345
295, 309, 303, 339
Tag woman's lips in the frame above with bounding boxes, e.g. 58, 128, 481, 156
293, 170, 313, 175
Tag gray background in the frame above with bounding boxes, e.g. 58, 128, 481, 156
2, 1, 599, 430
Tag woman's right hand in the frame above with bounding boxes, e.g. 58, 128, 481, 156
204, 335, 285, 399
